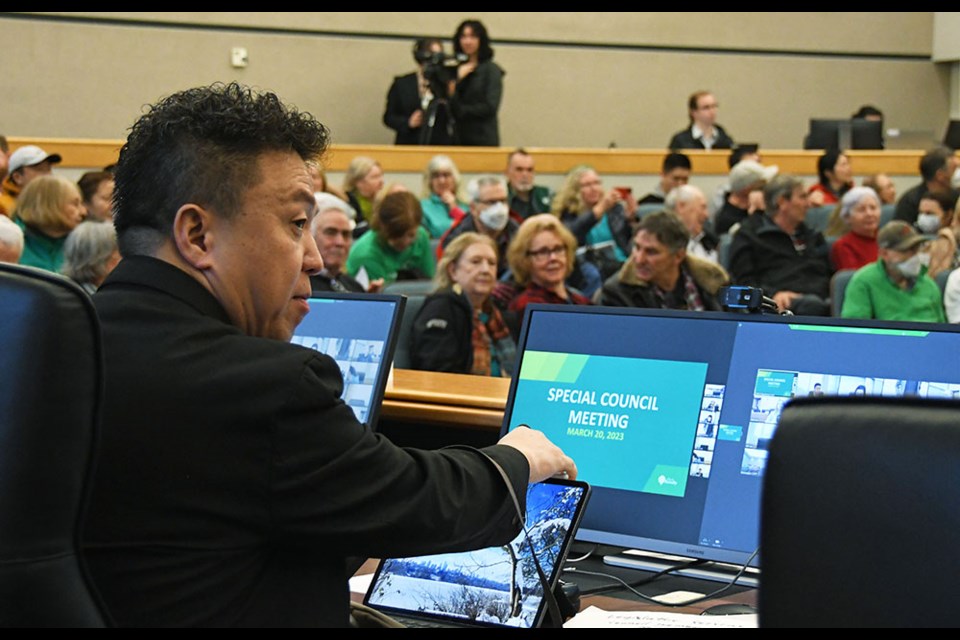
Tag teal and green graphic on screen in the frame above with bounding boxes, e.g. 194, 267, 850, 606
512, 351, 708, 497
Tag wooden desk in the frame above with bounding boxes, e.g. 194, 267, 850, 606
378, 369, 509, 448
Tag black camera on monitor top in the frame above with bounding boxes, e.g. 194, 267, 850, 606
718, 285, 783, 315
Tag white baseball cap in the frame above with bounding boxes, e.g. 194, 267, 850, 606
8, 145, 62, 174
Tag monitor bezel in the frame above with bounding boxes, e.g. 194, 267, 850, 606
499, 304, 960, 568
804, 118, 884, 150
299, 290, 406, 430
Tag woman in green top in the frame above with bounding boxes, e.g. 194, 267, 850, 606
14, 174, 85, 272
419, 154, 468, 239
346, 190, 435, 285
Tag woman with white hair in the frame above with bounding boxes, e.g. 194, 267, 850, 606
830, 186, 881, 271
419, 154, 468, 239
61, 219, 121, 294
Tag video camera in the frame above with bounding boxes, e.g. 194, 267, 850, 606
418, 51, 468, 99
718, 285, 785, 315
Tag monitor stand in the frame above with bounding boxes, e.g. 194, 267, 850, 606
602, 549, 760, 588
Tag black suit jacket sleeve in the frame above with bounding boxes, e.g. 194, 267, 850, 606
383, 74, 421, 144
272, 353, 526, 557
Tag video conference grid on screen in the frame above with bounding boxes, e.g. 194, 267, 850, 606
503, 307, 960, 566
291, 296, 398, 425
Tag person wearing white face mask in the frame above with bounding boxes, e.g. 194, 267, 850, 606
916, 190, 960, 278
438, 175, 518, 278
841, 221, 946, 322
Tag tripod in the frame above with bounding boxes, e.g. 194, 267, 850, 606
418, 95, 456, 145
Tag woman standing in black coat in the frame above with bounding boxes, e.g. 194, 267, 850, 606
449, 19, 504, 147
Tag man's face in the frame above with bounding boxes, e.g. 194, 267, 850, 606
312, 209, 353, 275
206, 150, 322, 341
470, 181, 508, 233
674, 190, 708, 236
632, 230, 683, 288
13, 160, 53, 188
506, 153, 535, 194
778, 186, 809, 227
660, 167, 690, 195
937, 156, 960, 190
691, 93, 719, 129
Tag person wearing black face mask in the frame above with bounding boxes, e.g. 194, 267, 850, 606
438, 175, 518, 279
841, 220, 945, 322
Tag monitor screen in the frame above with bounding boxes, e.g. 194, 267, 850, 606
291, 292, 405, 428
804, 118, 884, 150
944, 119, 960, 151
500, 305, 960, 568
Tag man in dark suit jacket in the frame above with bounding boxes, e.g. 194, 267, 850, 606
668, 90, 735, 151
382, 38, 455, 145
82, 82, 576, 627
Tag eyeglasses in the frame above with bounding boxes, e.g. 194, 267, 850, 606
431, 171, 454, 179
477, 197, 508, 206
321, 227, 353, 240
526, 245, 566, 261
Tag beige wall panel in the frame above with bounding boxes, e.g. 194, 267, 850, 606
0, 14, 947, 149
39, 12, 933, 55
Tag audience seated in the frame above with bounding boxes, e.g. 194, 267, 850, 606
637, 152, 691, 206
506, 213, 591, 316
841, 220, 945, 323
894, 146, 959, 226
0, 145, 61, 217
597, 210, 728, 310
0, 214, 24, 263
341, 156, 384, 237
60, 219, 121, 294
664, 184, 718, 263
77, 171, 115, 222
830, 186, 881, 271
439, 175, 517, 278
668, 90, 734, 150
551, 164, 635, 279
505, 148, 553, 221
410, 232, 517, 377
917, 190, 960, 279
728, 175, 833, 316
310, 193, 382, 293
13, 175, 84, 272
346, 190, 435, 285
419, 154, 468, 239
714, 160, 777, 235
708, 144, 761, 217
863, 172, 897, 205
808, 149, 854, 207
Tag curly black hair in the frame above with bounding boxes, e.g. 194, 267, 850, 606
113, 82, 330, 255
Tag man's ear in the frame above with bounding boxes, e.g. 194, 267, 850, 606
172, 204, 218, 270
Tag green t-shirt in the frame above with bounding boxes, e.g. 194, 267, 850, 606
345, 227, 436, 284
841, 260, 946, 323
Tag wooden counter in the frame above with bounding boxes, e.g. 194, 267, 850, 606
8, 137, 935, 176
382, 368, 509, 432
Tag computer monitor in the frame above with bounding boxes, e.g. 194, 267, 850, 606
290, 291, 405, 428
804, 118, 884, 150
499, 305, 960, 579
943, 120, 960, 151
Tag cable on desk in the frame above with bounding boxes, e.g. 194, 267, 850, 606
563, 546, 759, 606
565, 543, 599, 563
566, 558, 706, 597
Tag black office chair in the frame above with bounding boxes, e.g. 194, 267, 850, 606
759, 396, 960, 628
0, 264, 109, 626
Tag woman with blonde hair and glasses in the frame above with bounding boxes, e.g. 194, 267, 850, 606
14, 174, 85, 272
506, 213, 591, 316
411, 232, 516, 376
419, 154, 468, 239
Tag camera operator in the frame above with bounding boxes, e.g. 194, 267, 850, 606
448, 19, 504, 147
383, 38, 455, 145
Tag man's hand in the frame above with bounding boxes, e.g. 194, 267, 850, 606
498, 426, 577, 483
408, 110, 424, 129
772, 290, 802, 313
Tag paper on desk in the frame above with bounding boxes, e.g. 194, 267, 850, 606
564, 606, 758, 628
349, 572, 375, 596
354, 266, 370, 290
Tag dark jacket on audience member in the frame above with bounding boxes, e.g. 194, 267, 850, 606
597, 254, 728, 310
727, 213, 833, 299
310, 271, 365, 294
82, 256, 528, 627
450, 60, 504, 146
668, 125, 735, 151
410, 287, 517, 376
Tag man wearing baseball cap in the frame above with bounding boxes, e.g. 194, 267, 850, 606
0, 144, 62, 217
841, 220, 946, 322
